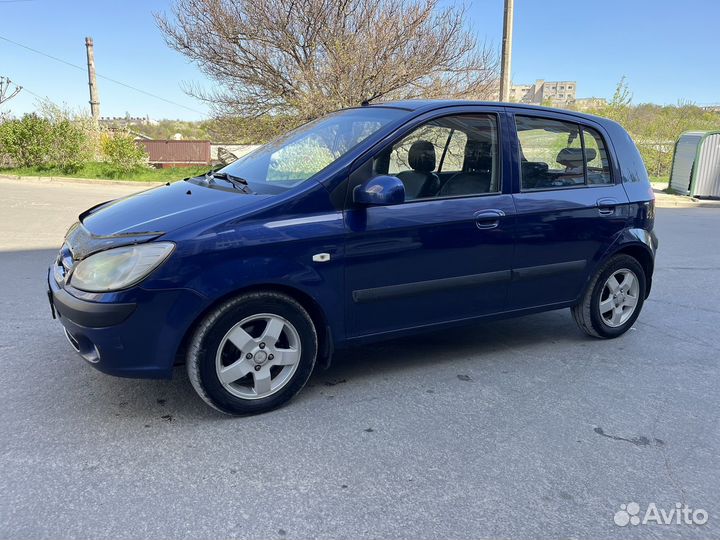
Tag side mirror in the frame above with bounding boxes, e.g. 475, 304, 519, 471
353, 175, 405, 206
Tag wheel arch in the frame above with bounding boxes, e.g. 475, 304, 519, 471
175, 283, 334, 370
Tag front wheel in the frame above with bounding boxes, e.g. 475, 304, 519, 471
187, 291, 318, 415
572, 254, 647, 339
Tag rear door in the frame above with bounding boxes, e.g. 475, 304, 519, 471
508, 111, 631, 309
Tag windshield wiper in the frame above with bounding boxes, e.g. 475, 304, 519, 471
205, 171, 254, 194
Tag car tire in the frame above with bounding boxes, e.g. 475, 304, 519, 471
187, 291, 317, 415
572, 254, 646, 339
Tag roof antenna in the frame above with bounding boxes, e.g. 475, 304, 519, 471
360, 99, 370, 106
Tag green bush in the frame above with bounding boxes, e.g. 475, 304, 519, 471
47, 118, 92, 173
0, 114, 54, 167
100, 132, 148, 173
0, 109, 93, 173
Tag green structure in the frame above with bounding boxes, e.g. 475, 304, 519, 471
670, 131, 720, 198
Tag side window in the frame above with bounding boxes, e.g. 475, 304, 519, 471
516, 116, 583, 189
375, 115, 499, 201
582, 127, 613, 184
387, 125, 451, 176
439, 130, 468, 173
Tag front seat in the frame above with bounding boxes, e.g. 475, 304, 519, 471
439, 141, 493, 196
396, 140, 440, 199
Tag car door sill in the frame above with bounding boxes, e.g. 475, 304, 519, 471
345, 300, 575, 344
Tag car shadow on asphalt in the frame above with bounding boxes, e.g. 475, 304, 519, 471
316, 311, 578, 381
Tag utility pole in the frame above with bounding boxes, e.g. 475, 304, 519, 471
85, 37, 100, 122
0, 76, 22, 107
498, 0, 514, 102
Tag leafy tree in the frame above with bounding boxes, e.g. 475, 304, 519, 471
610, 76, 632, 109
585, 79, 720, 178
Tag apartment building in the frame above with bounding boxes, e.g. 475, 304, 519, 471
509, 79, 577, 105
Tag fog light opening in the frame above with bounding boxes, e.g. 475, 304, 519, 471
64, 328, 80, 352
63, 328, 100, 364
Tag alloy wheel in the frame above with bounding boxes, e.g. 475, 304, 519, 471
599, 268, 640, 328
215, 313, 302, 399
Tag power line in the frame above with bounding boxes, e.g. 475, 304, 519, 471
0, 34, 206, 115
0, 76, 59, 105
17, 84, 46, 101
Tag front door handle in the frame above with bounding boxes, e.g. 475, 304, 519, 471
474, 209, 505, 229
596, 198, 618, 215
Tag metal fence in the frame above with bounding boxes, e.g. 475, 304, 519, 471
138, 140, 211, 168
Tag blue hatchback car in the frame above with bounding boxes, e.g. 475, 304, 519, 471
48, 101, 657, 415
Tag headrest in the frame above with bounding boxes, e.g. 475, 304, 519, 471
408, 140, 436, 172
557, 147, 596, 168
464, 141, 492, 171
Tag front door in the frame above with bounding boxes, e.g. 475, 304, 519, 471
343, 112, 516, 339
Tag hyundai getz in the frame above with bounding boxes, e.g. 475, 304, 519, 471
48, 101, 657, 415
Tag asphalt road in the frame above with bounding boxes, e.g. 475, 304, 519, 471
1, 177, 719, 540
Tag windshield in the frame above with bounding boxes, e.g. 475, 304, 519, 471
219, 107, 405, 193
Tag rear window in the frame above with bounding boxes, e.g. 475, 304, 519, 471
516, 116, 613, 189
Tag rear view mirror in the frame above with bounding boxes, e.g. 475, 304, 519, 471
353, 175, 405, 206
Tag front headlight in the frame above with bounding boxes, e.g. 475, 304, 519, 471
70, 242, 175, 292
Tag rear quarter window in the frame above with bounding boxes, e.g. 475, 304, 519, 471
582, 126, 613, 185
515, 115, 615, 189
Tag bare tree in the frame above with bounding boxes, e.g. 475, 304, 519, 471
0, 77, 22, 107
156, 0, 498, 122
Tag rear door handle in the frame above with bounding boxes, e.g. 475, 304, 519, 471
474, 209, 505, 229
596, 198, 618, 215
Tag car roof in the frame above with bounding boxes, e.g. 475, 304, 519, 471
364, 99, 613, 127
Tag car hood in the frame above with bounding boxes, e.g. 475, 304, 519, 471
80, 180, 271, 237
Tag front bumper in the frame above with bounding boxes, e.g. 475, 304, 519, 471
51, 282, 136, 327
47, 267, 207, 379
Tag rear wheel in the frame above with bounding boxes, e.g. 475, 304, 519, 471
187, 291, 317, 415
572, 254, 646, 338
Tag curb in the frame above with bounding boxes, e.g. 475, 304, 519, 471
0, 174, 164, 187
655, 199, 720, 209
654, 193, 720, 209
653, 188, 720, 209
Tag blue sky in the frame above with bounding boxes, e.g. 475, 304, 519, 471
1, 0, 718, 120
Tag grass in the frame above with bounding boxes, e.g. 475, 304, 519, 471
650, 175, 669, 191
0, 162, 210, 182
